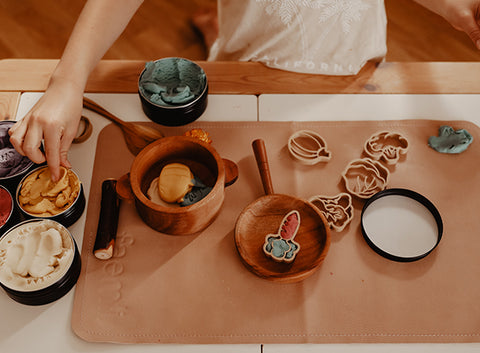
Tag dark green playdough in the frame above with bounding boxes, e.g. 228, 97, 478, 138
139, 58, 206, 107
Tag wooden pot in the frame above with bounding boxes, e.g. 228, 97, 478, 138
128, 136, 236, 235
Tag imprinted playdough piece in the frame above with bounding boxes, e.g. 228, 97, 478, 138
263, 210, 301, 263
148, 174, 212, 207
428, 125, 473, 154
158, 163, 194, 203
342, 158, 390, 199
309, 193, 354, 232
180, 177, 212, 206
364, 131, 409, 165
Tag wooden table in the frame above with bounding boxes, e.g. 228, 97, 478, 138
2, 59, 480, 120
1, 59, 480, 353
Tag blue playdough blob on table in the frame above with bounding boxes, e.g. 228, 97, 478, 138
428, 125, 473, 154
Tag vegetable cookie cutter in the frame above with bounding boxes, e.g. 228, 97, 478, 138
309, 193, 354, 232
364, 131, 409, 165
288, 130, 331, 165
342, 158, 390, 199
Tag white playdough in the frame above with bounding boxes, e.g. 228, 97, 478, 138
0, 220, 74, 291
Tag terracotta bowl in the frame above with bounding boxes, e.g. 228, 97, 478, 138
129, 136, 233, 235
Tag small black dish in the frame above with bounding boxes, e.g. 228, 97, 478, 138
16, 166, 85, 228
0, 219, 81, 305
138, 57, 208, 126
0, 185, 15, 236
0, 120, 41, 194
361, 188, 443, 262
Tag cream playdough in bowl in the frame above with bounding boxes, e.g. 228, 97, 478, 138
0, 219, 74, 292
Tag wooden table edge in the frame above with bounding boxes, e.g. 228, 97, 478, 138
1, 59, 480, 95
2, 59, 480, 120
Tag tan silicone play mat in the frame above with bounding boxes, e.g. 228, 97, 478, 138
72, 120, 480, 344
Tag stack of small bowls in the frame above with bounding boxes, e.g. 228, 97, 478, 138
0, 121, 84, 305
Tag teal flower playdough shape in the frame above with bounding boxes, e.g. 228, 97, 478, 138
428, 126, 473, 154
139, 58, 207, 107
263, 210, 301, 263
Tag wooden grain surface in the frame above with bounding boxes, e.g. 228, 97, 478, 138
2, 59, 480, 95
0, 91, 20, 121
1, 0, 479, 62
0, 0, 215, 61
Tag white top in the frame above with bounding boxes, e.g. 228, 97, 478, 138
209, 0, 387, 75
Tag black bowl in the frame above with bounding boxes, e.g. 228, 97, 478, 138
0, 120, 40, 194
0, 185, 15, 236
16, 166, 85, 228
0, 219, 81, 305
138, 57, 208, 126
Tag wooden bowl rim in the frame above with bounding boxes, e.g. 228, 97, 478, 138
234, 193, 331, 283
130, 135, 225, 213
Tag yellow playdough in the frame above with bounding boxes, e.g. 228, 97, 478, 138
18, 166, 80, 216
158, 163, 194, 203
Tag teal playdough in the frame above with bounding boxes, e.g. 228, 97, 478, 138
180, 177, 212, 207
428, 125, 473, 154
264, 236, 299, 261
139, 58, 207, 107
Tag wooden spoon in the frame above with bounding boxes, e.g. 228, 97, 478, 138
83, 96, 164, 155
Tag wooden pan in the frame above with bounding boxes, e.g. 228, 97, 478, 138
234, 139, 331, 283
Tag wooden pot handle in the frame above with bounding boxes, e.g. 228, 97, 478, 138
252, 139, 274, 195
223, 159, 239, 187
115, 173, 135, 201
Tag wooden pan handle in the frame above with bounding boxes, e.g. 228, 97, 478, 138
252, 139, 275, 195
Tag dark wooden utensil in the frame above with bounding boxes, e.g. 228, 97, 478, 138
234, 139, 331, 283
83, 96, 164, 155
93, 179, 121, 260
